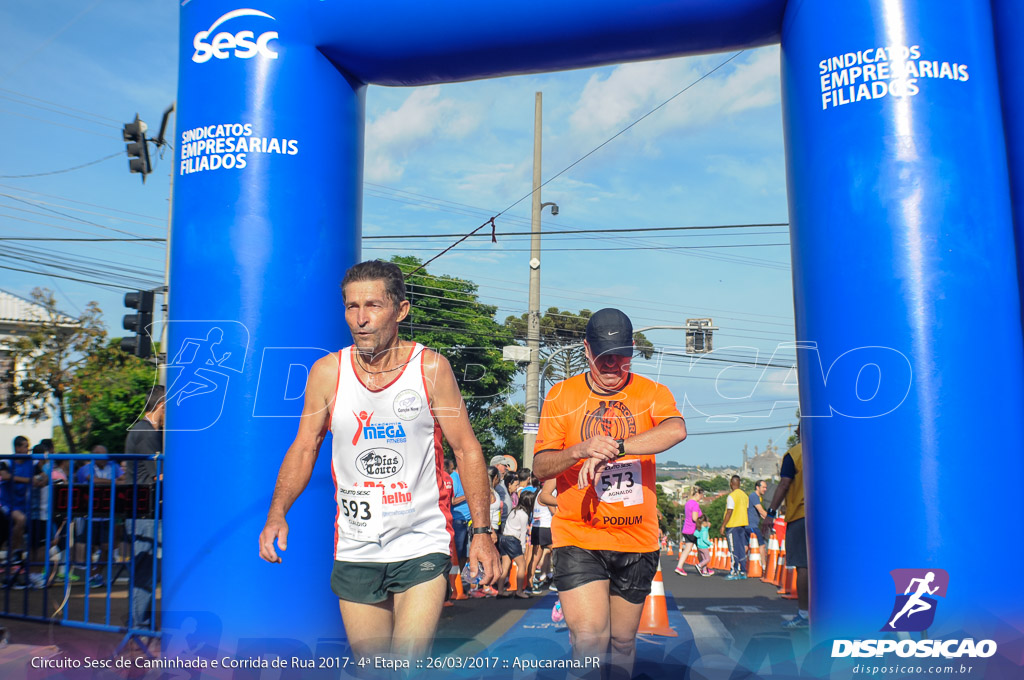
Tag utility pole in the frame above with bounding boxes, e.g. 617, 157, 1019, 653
157, 103, 175, 387
523, 93, 544, 468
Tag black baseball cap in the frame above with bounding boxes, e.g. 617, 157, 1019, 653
585, 308, 634, 358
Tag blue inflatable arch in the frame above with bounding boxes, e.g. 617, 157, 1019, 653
170, 0, 1024, 651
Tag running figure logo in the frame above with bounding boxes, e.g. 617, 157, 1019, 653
881, 568, 949, 632
163, 321, 248, 431
352, 411, 374, 445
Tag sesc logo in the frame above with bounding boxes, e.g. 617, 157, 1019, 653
192, 9, 279, 64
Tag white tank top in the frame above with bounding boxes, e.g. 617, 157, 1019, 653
329, 343, 452, 561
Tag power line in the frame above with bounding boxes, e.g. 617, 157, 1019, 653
409, 50, 745, 274
685, 424, 792, 436
0, 87, 121, 124
0, 107, 120, 139
0, 263, 134, 292
0, 237, 163, 242
365, 223, 788, 240
0, 93, 120, 129
0, 194, 163, 245
0, 183, 166, 222
0, 152, 122, 179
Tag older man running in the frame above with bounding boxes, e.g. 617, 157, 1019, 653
533, 308, 687, 677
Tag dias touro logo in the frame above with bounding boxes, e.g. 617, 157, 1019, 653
356, 448, 405, 479
580, 400, 636, 441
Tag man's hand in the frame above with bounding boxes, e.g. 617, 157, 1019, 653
573, 435, 619, 462
760, 517, 773, 537
577, 457, 610, 489
259, 515, 289, 563
468, 534, 501, 586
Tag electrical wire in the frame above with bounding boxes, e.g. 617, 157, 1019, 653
408, 50, 746, 274
0, 152, 122, 179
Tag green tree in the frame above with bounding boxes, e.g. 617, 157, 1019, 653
704, 494, 728, 539
701, 475, 732, 493
68, 339, 158, 452
504, 308, 655, 387
391, 256, 520, 457
1, 288, 105, 451
655, 483, 681, 538
786, 408, 801, 449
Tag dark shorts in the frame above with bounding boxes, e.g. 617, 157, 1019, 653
552, 546, 659, 605
682, 533, 697, 545
749, 525, 765, 545
498, 535, 524, 559
29, 519, 54, 548
530, 526, 552, 547
785, 518, 807, 568
74, 518, 113, 545
331, 552, 449, 604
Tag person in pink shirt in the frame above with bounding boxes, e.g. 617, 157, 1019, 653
674, 486, 705, 575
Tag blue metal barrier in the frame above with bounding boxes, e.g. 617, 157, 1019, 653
0, 452, 163, 648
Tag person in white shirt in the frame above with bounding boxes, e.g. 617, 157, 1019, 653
496, 490, 535, 599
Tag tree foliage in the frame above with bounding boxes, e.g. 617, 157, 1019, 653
391, 256, 520, 457
67, 339, 157, 452
504, 308, 655, 387
1, 288, 105, 451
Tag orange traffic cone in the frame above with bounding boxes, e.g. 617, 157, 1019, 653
782, 566, 799, 600
509, 560, 519, 592
774, 553, 787, 587
449, 558, 468, 601
637, 562, 677, 637
762, 536, 779, 583
746, 533, 763, 578
686, 544, 698, 565
667, 543, 674, 557
778, 565, 795, 596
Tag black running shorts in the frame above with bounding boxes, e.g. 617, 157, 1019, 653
552, 545, 659, 605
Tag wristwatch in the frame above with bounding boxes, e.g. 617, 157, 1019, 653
616, 439, 626, 457
766, 508, 778, 519
471, 527, 493, 535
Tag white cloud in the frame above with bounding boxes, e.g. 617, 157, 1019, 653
365, 86, 482, 182
567, 48, 780, 150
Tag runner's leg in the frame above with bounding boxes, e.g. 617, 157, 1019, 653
675, 542, 693, 571
559, 579, 611, 662
608, 594, 645, 679
391, 573, 448, 658
338, 599, 395, 659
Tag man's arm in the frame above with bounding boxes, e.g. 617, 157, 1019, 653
533, 437, 618, 480
621, 417, 687, 455
719, 509, 733, 535
424, 351, 500, 584
258, 353, 336, 563
761, 475, 793, 535
754, 498, 767, 520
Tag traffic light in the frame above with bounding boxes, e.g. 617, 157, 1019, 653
122, 290, 154, 358
122, 114, 151, 182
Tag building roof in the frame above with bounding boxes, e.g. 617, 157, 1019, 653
0, 289, 77, 325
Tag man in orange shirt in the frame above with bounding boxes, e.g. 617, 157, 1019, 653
533, 308, 687, 677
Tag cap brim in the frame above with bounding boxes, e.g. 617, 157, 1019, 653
589, 341, 634, 358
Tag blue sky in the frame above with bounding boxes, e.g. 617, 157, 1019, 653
1, 1, 799, 466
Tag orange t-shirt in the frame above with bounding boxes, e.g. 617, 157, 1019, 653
533, 372, 682, 552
